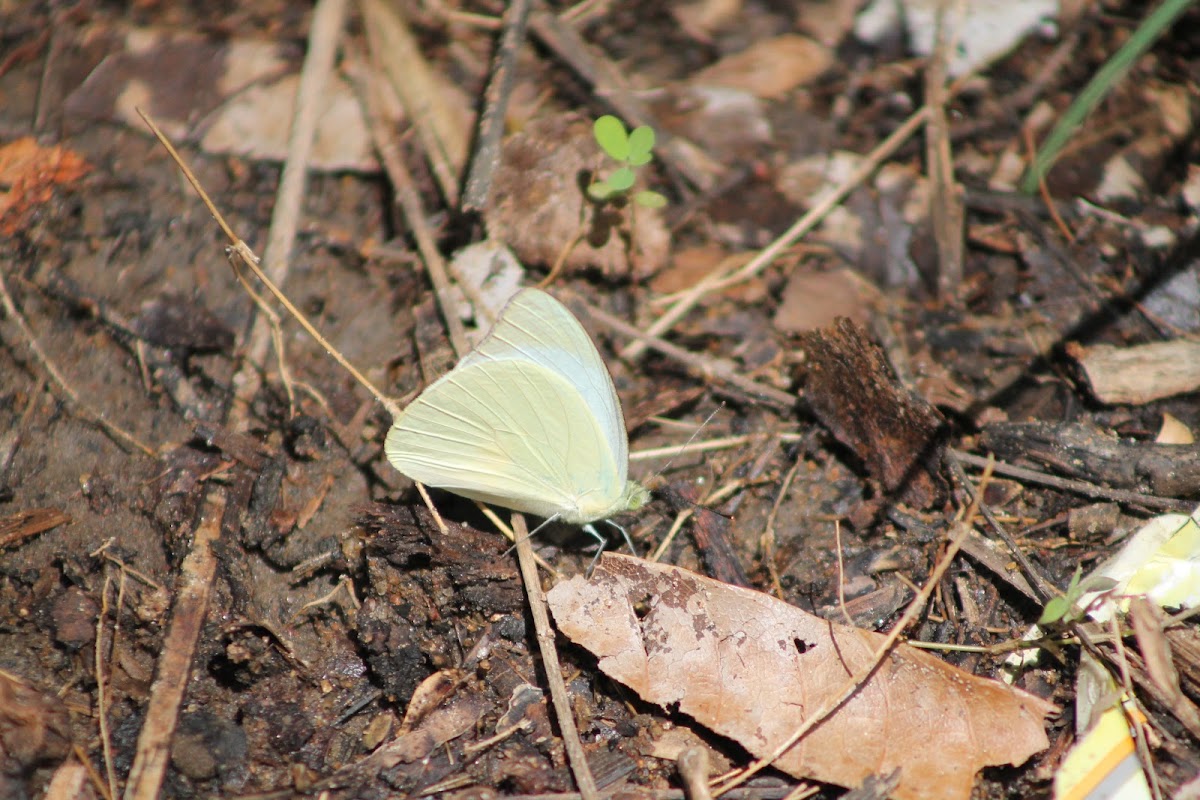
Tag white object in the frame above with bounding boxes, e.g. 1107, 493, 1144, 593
386, 289, 649, 535
1080, 506, 1200, 623
855, 0, 1059, 77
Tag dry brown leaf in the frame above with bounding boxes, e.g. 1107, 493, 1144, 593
485, 113, 669, 281
689, 35, 832, 99
62, 28, 381, 171
547, 555, 1056, 800
773, 267, 882, 333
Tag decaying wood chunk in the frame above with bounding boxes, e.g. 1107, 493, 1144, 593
981, 421, 1200, 499
1068, 339, 1200, 405
800, 318, 947, 508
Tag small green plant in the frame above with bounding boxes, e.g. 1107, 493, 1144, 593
1038, 566, 1119, 626
588, 115, 667, 209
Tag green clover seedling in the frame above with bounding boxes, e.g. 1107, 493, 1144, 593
1038, 566, 1119, 626
588, 115, 667, 209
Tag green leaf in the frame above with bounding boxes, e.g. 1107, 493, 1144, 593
1084, 576, 1118, 593
588, 180, 617, 201
635, 189, 667, 208
593, 115, 630, 161
607, 166, 635, 192
627, 125, 656, 164
1064, 566, 1084, 594
1038, 596, 1069, 626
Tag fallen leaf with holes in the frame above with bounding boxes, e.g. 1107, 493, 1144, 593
547, 555, 1055, 800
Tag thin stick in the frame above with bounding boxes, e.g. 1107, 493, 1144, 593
356, 46, 470, 359
121, 491, 227, 800
461, 0, 535, 212
136, 109, 402, 421
95, 575, 118, 800
578, 297, 796, 409
950, 448, 1188, 512
925, 0, 965, 297
512, 513, 600, 800
0, 266, 154, 456
123, 4, 351, 799
761, 458, 802, 598
649, 478, 748, 562
631, 432, 803, 462
416, 482, 449, 534
361, 0, 466, 206
529, 9, 722, 191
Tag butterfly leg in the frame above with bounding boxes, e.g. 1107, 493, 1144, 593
603, 519, 637, 557
582, 523, 609, 577
579, 521, 639, 576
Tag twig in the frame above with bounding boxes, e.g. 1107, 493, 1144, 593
120, 492, 227, 800
649, 477, 751, 563
96, 574, 118, 800
461, 0, 534, 212
361, 0, 466, 206
945, 452, 1057, 603
1111, 617, 1164, 800
631, 432, 803, 462
122, 3, 351, 799
512, 514, 600, 800
761, 458, 802, 598
619, 93, 945, 361
1020, 0, 1194, 193
477, 504, 557, 575
529, 8, 723, 191
1023, 125, 1074, 241
950, 448, 1189, 512
678, 747, 714, 800
0, 266, 154, 456
925, 0, 965, 296
576, 296, 796, 409
355, 45, 470, 358
137, 110, 401, 421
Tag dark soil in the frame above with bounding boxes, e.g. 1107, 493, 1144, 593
3, 2, 1200, 799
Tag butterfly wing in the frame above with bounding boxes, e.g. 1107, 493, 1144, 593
458, 290, 629, 482
385, 358, 625, 523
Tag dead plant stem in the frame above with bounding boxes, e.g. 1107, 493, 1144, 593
512, 514, 600, 800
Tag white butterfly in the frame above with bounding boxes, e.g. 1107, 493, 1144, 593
385, 288, 649, 545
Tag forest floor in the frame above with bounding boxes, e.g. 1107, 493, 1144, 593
3, 1, 1200, 799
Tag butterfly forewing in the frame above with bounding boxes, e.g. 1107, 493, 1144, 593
385, 290, 631, 524
460, 291, 629, 476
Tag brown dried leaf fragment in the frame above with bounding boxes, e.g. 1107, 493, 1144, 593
547, 555, 1055, 800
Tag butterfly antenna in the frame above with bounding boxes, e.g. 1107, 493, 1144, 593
642, 403, 725, 488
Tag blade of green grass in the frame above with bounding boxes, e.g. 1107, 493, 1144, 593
1020, 0, 1198, 194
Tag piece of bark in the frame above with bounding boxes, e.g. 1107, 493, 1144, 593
800, 318, 947, 508
1068, 339, 1200, 405
981, 421, 1200, 499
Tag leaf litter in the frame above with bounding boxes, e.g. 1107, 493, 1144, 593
7, 1, 1200, 798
